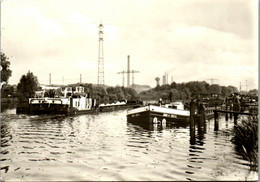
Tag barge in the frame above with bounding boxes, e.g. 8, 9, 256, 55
17, 86, 97, 115
16, 86, 142, 116
126, 102, 190, 126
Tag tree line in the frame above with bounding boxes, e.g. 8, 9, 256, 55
66, 83, 139, 104
1, 51, 258, 104
139, 81, 240, 101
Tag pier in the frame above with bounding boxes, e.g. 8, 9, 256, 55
189, 96, 258, 144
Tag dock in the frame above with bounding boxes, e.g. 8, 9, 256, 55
189, 97, 258, 144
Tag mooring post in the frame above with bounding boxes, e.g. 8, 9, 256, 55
225, 98, 228, 121
234, 113, 238, 125
214, 111, 219, 131
230, 103, 233, 119
197, 112, 205, 140
197, 114, 206, 141
196, 99, 200, 114
199, 103, 205, 126
70, 96, 73, 108
190, 100, 196, 145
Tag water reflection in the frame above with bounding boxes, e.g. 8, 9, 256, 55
1, 103, 17, 113
127, 117, 190, 132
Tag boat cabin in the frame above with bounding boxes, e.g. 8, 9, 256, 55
165, 102, 185, 110
29, 86, 96, 113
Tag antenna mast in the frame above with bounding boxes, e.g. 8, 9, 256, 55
98, 23, 104, 85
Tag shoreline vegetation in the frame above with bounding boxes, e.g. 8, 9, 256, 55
232, 117, 258, 171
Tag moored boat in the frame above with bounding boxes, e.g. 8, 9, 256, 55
99, 101, 127, 112
17, 86, 98, 115
16, 86, 143, 116
99, 100, 142, 112
126, 102, 190, 125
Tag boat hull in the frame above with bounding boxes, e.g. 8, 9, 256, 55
17, 103, 135, 116
16, 103, 98, 116
127, 105, 190, 127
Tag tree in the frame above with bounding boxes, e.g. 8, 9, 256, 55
117, 92, 125, 101
17, 71, 39, 101
108, 94, 118, 103
208, 84, 222, 94
1, 84, 15, 98
248, 89, 258, 96
227, 85, 238, 93
170, 89, 180, 100
183, 88, 191, 99
1, 52, 12, 84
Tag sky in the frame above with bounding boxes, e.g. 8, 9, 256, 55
1, 0, 258, 90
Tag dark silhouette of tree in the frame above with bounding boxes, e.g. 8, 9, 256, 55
108, 94, 118, 103
248, 89, 258, 96
227, 85, 238, 93
139, 80, 239, 101
221, 86, 232, 97
1, 85, 15, 98
1, 52, 12, 84
208, 84, 222, 94
17, 71, 39, 101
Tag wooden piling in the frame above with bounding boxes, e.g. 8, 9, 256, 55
225, 98, 228, 121
214, 111, 219, 131
225, 113, 228, 121
190, 100, 195, 127
198, 104, 206, 134
234, 113, 238, 125
230, 104, 233, 119
197, 114, 205, 141
190, 100, 196, 145
200, 103, 206, 121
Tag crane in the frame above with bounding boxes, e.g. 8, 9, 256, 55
117, 71, 126, 87
131, 70, 139, 86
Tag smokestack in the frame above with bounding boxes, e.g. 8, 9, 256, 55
127, 55, 130, 87
49, 73, 51, 85
80, 74, 82, 83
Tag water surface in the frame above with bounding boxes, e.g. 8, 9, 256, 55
1, 108, 257, 181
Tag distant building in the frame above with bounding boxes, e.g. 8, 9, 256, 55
155, 77, 160, 86
163, 75, 166, 85
162, 73, 168, 85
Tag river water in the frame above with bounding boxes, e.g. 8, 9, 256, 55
1, 108, 258, 181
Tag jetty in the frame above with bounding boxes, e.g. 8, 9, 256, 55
189, 94, 258, 144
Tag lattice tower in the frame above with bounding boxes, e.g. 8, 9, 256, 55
98, 24, 104, 85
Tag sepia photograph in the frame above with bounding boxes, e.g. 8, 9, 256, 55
1, 0, 258, 181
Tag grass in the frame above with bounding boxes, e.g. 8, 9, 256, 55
232, 117, 258, 171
